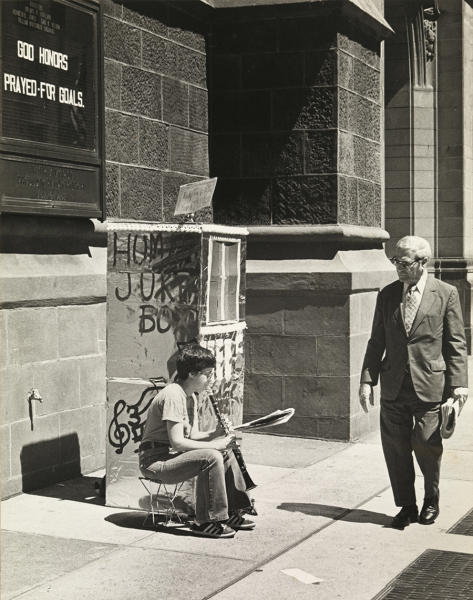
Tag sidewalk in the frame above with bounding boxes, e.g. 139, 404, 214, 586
2, 398, 473, 600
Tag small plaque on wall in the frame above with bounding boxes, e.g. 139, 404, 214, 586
0, 0, 103, 217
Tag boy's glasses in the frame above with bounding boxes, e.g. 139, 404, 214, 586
390, 257, 421, 269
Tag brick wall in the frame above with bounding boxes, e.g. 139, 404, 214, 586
103, 0, 212, 221
209, 5, 382, 228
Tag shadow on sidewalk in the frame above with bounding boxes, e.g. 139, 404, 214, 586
29, 475, 105, 506
105, 511, 192, 536
277, 502, 391, 526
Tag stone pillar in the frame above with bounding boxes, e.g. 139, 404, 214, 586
384, 0, 472, 351
209, 1, 394, 440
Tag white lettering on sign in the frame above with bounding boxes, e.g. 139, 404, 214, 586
39, 81, 56, 101
38, 46, 68, 70
3, 73, 37, 96
17, 40, 34, 61
59, 87, 83, 107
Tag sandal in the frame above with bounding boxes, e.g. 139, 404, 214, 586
226, 513, 256, 530
190, 521, 235, 538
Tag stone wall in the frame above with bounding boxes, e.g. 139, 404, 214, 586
209, 4, 383, 229
0, 0, 213, 499
103, 0, 211, 222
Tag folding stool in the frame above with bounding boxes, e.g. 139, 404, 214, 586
139, 476, 186, 527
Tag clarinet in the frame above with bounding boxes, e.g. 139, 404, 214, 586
208, 393, 257, 491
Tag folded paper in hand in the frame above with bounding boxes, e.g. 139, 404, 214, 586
440, 398, 461, 439
233, 408, 295, 431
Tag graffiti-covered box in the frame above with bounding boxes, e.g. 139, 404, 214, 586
106, 222, 249, 513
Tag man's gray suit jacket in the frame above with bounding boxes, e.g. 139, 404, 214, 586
361, 275, 468, 404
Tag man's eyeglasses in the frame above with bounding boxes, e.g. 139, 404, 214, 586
389, 257, 421, 268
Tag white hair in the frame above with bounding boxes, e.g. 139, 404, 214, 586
396, 236, 432, 260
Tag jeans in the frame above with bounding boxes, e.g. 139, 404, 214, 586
140, 448, 252, 524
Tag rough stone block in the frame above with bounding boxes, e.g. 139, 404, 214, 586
337, 32, 380, 69
284, 376, 350, 417
105, 162, 120, 218
120, 166, 163, 220
170, 127, 209, 175
243, 373, 283, 415
139, 118, 169, 169
10, 414, 60, 477
339, 89, 380, 141
240, 134, 273, 177
353, 136, 381, 182
242, 52, 304, 89
122, 1, 168, 37
338, 50, 354, 90
32, 359, 81, 415
305, 50, 337, 86
272, 175, 337, 224
104, 59, 121, 111
105, 110, 139, 164
122, 67, 162, 120
274, 132, 305, 175
210, 54, 241, 91
213, 19, 278, 53
176, 45, 207, 87
317, 335, 349, 376
104, 17, 141, 67
189, 86, 208, 132
279, 17, 336, 51
248, 334, 317, 376
59, 406, 103, 462
57, 305, 100, 358
357, 180, 376, 226
339, 131, 355, 175
210, 134, 240, 177
7, 307, 58, 365
304, 130, 337, 174
167, 6, 206, 52
213, 178, 271, 225
296, 87, 338, 129
163, 78, 189, 127
284, 294, 349, 335
245, 295, 284, 334
78, 356, 106, 408
337, 175, 358, 224
353, 60, 380, 103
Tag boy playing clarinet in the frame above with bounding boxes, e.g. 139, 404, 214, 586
139, 343, 256, 538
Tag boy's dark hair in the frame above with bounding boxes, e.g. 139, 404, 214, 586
176, 344, 216, 380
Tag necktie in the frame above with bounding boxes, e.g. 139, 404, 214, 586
404, 285, 419, 334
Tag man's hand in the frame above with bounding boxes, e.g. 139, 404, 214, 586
451, 387, 468, 414
359, 383, 374, 413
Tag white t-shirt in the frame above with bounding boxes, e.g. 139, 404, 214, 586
141, 383, 189, 445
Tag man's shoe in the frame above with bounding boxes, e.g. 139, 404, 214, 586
391, 505, 418, 529
419, 496, 439, 525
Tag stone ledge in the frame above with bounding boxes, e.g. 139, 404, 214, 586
201, 0, 394, 39
248, 224, 389, 243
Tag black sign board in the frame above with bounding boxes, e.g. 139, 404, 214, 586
0, 0, 103, 218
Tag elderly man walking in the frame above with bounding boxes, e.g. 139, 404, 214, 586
359, 236, 468, 529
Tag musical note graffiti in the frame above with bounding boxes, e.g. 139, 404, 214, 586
108, 378, 166, 455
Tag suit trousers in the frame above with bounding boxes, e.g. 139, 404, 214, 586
380, 372, 443, 507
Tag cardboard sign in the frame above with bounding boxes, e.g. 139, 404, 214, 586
174, 177, 217, 215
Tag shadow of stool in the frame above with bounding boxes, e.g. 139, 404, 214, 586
138, 477, 188, 528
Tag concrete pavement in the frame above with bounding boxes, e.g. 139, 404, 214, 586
2, 397, 473, 600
